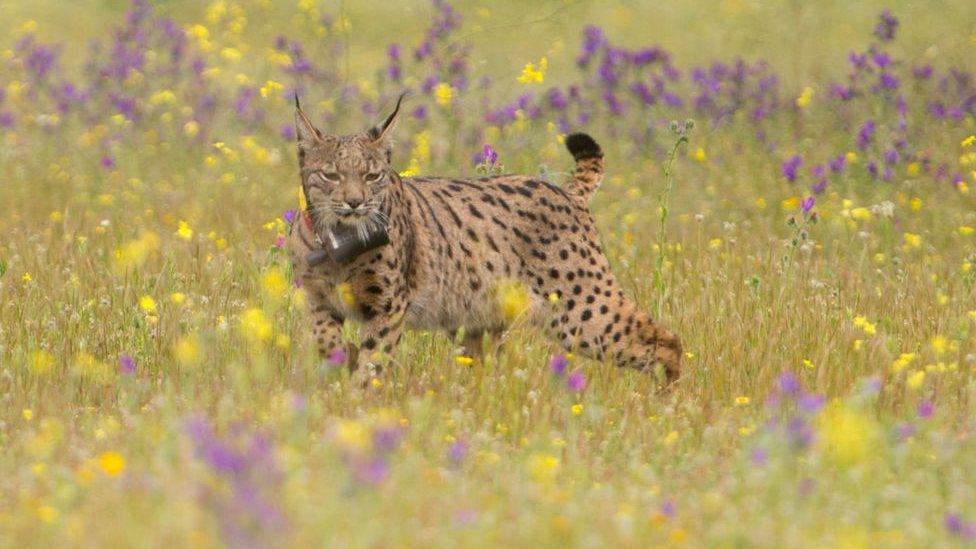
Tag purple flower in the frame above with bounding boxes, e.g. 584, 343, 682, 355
873, 10, 899, 43
0, 111, 13, 128
917, 399, 934, 419
481, 144, 498, 165
282, 209, 297, 224
782, 155, 802, 182
567, 369, 587, 392
119, 354, 136, 375
945, 513, 976, 541
327, 347, 347, 365
549, 354, 568, 376
750, 447, 768, 467
660, 499, 676, 518
777, 372, 801, 396
829, 155, 847, 173
799, 393, 825, 413
896, 421, 916, 441
856, 120, 876, 150
879, 72, 899, 90
101, 155, 116, 170
447, 439, 469, 467
280, 124, 296, 141
353, 458, 390, 485
801, 196, 815, 214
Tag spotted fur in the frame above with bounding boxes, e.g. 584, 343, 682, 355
287, 97, 682, 385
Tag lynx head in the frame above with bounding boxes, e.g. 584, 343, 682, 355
295, 94, 404, 238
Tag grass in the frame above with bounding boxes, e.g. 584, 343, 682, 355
1, 0, 976, 546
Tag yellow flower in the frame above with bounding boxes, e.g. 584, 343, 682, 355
906, 162, 920, 176
259, 80, 283, 99
795, 86, 814, 107
663, 431, 679, 445
97, 451, 126, 477
455, 355, 474, 366
734, 396, 750, 406
527, 453, 560, 482
852, 315, 876, 336
930, 335, 949, 355
850, 207, 872, 221
37, 506, 59, 524
902, 232, 922, 249
802, 359, 814, 369
173, 335, 201, 366
148, 90, 176, 106
183, 120, 199, 137
818, 402, 878, 467
517, 57, 548, 84
891, 353, 916, 373
496, 279, 530, 321
906, 370, 925, 390
170, 292, 186, 305
30, 350, 55, 375
139, 295, 157, 314
261, 266, 289, 303
571, 403, 584, 415
22, 272, 32, 283
910, 197, 922, 211
240, 307, 273, 343
962, 135, 976, 147
176, 220, 194, 240
780, 196, 800, 210
547, 292, 560, 304
433, 83, 453, 106
336, 282, 356, 308
754, 197, 767, 210
708, 238, 723, 249
691, 147, 707, 162
958, 226, 974, 235
22, 409, 33, 421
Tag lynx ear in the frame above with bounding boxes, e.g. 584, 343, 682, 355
368, 93, 406, 145
294, 94, 323, 149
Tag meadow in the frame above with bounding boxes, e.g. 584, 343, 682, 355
1, 0, 976, 546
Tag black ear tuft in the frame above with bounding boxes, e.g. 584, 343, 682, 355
294, 92, 301, 109
565, 133, 603, 161
369, 92, 407, 143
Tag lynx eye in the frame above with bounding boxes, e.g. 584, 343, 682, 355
314, 171, 341, 184
364, 172, 383, 183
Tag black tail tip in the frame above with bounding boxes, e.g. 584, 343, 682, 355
565, 133, 603, 161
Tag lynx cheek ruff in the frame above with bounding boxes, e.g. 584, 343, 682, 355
306, 222, 390, 266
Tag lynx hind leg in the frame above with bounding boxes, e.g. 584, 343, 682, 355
551, 297, 682, 386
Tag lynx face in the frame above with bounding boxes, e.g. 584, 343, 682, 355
296, 96, 402, 242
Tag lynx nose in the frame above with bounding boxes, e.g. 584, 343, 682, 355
344, 198, 364, 210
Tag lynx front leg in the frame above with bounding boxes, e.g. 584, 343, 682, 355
310, 303, 355, 370
350, 291, 408, 385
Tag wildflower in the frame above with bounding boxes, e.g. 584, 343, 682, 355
327, 347, 347, 365
239, 308, 273, 343
173, 335, 201, 366
170, 292, 186, 305
852, 315, 876, 335
139, 295, 157, 314
906, 370, 925, 390
261, 266, 289, 302
962, 135, 976, 148
30, 350, 54, 375
801, 196, 815, 213
447, 439, 469, 467
527, 453, 559, 482
516, 57, 547, 84
23, 409, 33, 421
433, 83, 453, 106
259, 80, 283, 99
549, 354, 568, 376
119, 354, 135, 375
691, 147, 706, 162
176, 220, 193, 240
874, 10, 898, 42
818, 402, 879, 467
455, 355, 474, 366
917, 400, 934, 419
782, 155, 802, 182
902, 232, 922, 249
497, 279, 530, 321
22, 272, 32, 283
481, 144, 498, 165
567, 369, 586, 392
734, 396, 750, 406
891, 353, 916, 373
795, 86, 813, 107
37, 506, 59, 523
97, 451, 126, 476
